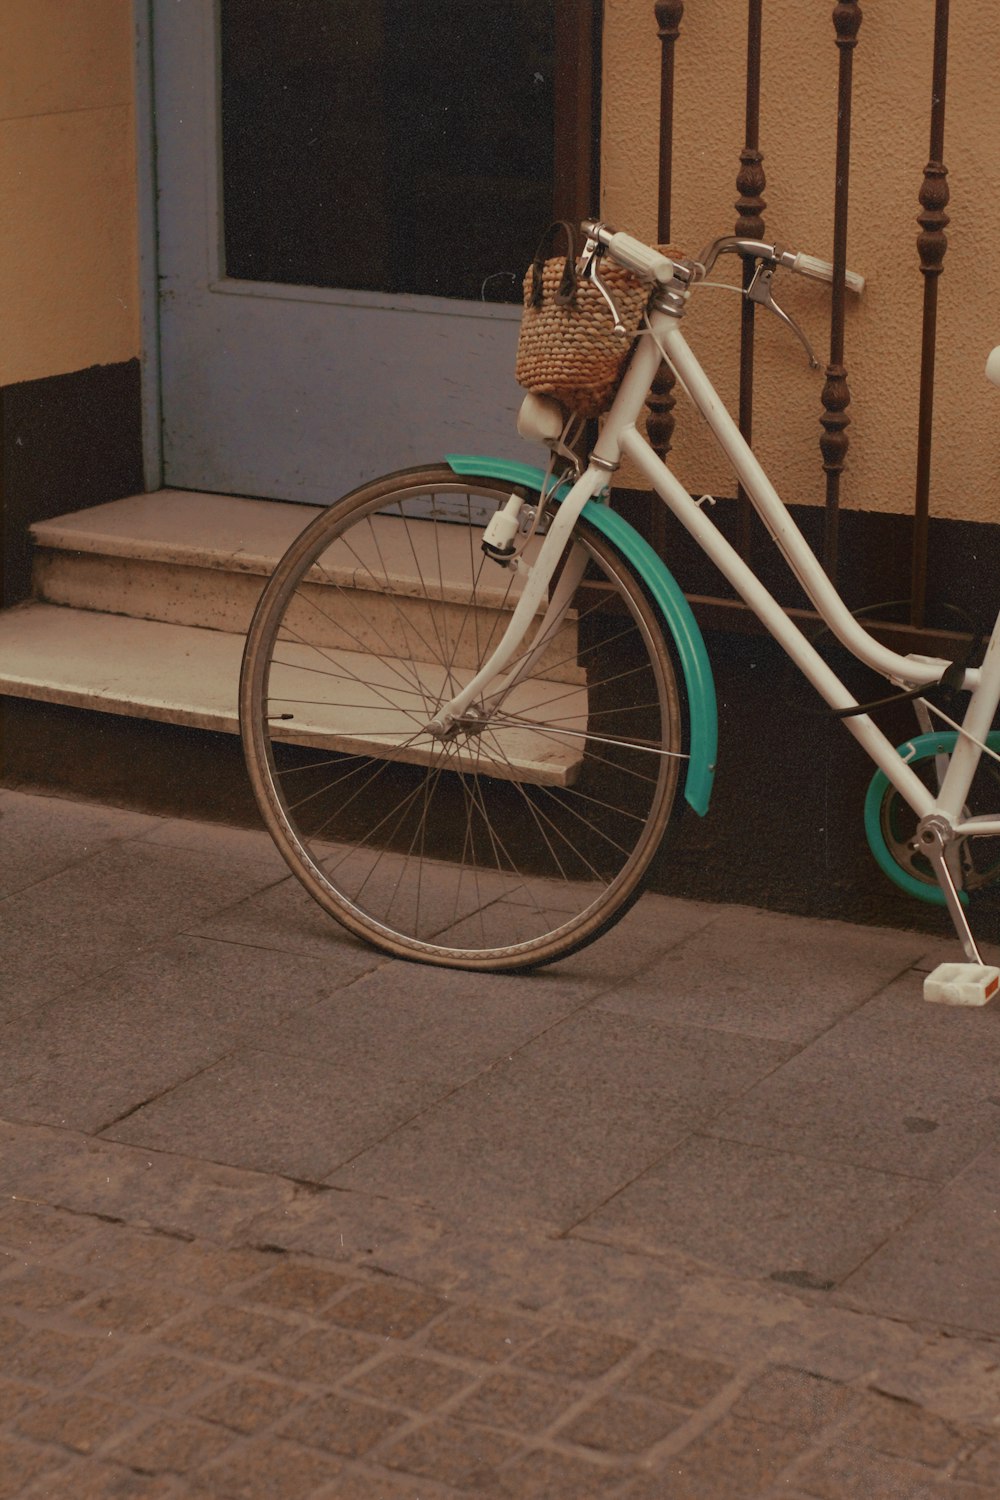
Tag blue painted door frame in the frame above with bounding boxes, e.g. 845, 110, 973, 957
145, 1, 532, 504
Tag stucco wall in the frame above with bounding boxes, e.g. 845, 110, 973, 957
0, 0, 140, 387
602, 1, 1000, 524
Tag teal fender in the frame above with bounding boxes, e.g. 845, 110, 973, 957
445, 455, 717, 815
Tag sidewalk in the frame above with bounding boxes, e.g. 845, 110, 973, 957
2, 784, 1000, 1498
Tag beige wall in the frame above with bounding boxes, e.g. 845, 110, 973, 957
4, 1, 994, 525
602, 0, 1000, 524
0, 0, 140, 387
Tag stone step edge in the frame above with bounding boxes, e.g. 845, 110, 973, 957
0, 604, 585, 788
0, 601, 244, 734
29, 490, 321, 578
29, 491, 536, 615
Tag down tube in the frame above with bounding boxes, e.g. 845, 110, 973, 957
620, 428, 936, 817
656, 323, 958, 692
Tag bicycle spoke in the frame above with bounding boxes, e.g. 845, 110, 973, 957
317, 515, 461, 688
277, 578, 430, 708
488, 711, 682, 760
479, 730, 612, 884
243, 471, 682, 968
268, 654, 427, 696
303, 730, 441, 838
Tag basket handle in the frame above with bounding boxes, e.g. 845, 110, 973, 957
528, 221, 578, 308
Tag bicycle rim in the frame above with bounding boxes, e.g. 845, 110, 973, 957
240, 467, 684, 969
875, 741, 1000, 899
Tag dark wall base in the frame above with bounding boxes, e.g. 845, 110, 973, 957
1, 360, 144, 607
613, 487, 1000, 640
6, 628, 995, 948
649, 627, 984, 940
1, 699, 262, 828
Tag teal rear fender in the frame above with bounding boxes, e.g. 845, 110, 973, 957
863, 730, 1000, 907
445, 454, 717, 815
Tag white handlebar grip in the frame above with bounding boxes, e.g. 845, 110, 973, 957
792, 252, 865, 295
986, 345, 1000, 390
607, 232, 675, 284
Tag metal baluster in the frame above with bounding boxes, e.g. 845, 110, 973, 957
735, 0, 765, 564
819, 0, 863, 585
552, 0, 599, 225
646, 1, 684, 558
910, 0, 950, 628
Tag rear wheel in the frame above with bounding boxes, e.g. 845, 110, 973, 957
865, 732, 1000, 904
240, 466, 685, 969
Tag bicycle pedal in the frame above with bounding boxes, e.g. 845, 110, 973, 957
923, 962, 1000, 1007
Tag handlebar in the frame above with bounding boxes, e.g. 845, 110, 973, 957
694, 234, 865, 294
581, 221, 865, 296
786, 252, 865, 295
605, 232, 675, 286
581, 221, 674, 284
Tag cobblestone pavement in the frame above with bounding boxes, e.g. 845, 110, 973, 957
4, 1193, 1000, 1500
4, 786, 1000, 1497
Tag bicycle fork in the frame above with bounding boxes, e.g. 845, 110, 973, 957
425, 465, 607, 736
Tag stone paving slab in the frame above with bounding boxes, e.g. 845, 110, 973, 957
104, 1045, 472, 1181
595, 904, 927, 1044
327, 1009, 792, 1228
704, 990, 1000, 1183
575, 1133, 933, 1284
0, 787, 159, 899
0, 935, 337, 1134
95, 941, 615, 1183
0, 834, 287, 1018
5, 788, 1000, 1495
188, 874, 388, 974
837, 1142, 1000, 1337
264, 959, 603, 1080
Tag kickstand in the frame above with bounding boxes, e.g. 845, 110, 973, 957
924, 836, 983, 964
922, 835, 1000, 1005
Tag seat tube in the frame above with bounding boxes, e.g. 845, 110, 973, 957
937, 608, 1000, 819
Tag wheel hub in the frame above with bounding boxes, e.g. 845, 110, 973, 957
426, 703, 490, 742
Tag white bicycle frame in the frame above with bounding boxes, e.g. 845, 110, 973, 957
433, 298, 1000, 959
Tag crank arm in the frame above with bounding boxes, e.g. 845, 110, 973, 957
919, 817, 984, 964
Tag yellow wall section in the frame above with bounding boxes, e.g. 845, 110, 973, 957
0, 0, 139, 386
2, 2, 995, 525
602, 1, 1000, 524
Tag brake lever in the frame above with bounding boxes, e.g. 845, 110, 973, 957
747, 264, 819, 369
580, 241, 628, 336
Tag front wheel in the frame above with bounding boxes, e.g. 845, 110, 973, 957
240, 466, 686, 970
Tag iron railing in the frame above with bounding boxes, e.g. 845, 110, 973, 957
643, 0, 965, 657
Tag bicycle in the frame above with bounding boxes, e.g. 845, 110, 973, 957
240, 219, 1000, 1000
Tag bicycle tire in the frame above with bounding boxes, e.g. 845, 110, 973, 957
865, 732, 1000, 905
240, 465, 685, 970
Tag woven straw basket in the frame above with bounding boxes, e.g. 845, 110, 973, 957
515, 222, 661, 419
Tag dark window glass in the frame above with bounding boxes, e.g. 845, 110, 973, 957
221, 0, 598, 304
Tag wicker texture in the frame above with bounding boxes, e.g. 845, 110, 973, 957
515, 225, 679, 419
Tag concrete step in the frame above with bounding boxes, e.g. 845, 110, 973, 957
0, 602, 584, 784
1, 492, 587, 784
30, 490, 316, 639
29, 490, 579, 682
0, 602, 244, 733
